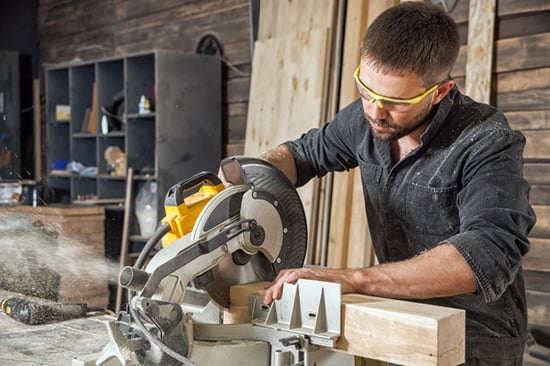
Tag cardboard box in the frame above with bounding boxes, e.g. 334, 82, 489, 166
55, 105, 71, 120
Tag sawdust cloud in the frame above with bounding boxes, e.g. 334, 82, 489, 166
0, 210, 119, 305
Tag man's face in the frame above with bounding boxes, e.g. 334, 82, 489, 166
356, 64, 441, 142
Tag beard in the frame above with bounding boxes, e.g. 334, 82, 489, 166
367, 102, 435, 142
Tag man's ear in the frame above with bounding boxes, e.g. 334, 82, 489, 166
432, 79, 455, 104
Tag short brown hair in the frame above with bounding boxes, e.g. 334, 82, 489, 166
360, 1, 460, 86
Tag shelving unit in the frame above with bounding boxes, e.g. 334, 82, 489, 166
45, 50, 221, 260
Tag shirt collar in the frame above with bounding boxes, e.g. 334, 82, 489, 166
419, 86, 458, 145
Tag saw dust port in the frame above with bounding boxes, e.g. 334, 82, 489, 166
0, 210, 119, 308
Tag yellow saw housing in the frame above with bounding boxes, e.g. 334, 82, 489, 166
161, 174, 225, 248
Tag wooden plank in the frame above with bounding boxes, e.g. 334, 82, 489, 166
498, 0, 550, 16
523, 131, 550, 160
225, 282, 465, 366
244, 29, 331, 255
524, 237, 550, 272
530, 205, 550, 238
524, 163, 550, 184
506, 110, 550, 131
495, 32, 550, 73
33, 78, 42, 181
495, 88, 550, 112
496, 10, 550, 40
116, 167, 133, 314
529, 185, 550, 206
453, 33, 550, 79
527, 290, 550, 329
524, 270, 550, 292
465, 0, 495, 103
257, 0, 337, 40
340, 294, 465, 365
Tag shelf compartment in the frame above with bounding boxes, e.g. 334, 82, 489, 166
70, 64, 95, 134
97, 59, 125, 134
71, 176, 97, 202
125, 53, 155, 115
71, 136, 97, 168
126, 115, 155, 175
97, 176, 126, 199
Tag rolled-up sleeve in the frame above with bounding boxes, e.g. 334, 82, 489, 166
444, 126, 536, 303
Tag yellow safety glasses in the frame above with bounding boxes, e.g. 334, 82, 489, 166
353, 66, 442, 112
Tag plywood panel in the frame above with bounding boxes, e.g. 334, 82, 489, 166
244, 29, 331, 254
257, 0, 337, 40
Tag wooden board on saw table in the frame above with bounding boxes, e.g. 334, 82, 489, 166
225, 282, 465, 366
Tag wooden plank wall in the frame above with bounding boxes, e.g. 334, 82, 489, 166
449, 0, 550, 332
37, 0, 253, 160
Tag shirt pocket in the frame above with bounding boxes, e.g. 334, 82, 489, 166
406, 183, 459, 236
358, 157, 384, 208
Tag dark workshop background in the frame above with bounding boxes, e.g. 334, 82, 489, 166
0, 0, 549, 336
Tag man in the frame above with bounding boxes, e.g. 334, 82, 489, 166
227, 2, 536, 365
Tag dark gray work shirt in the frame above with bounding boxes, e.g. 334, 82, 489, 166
285, 87, 536, 363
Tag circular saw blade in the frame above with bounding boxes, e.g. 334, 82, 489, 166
193, 157, 308, 308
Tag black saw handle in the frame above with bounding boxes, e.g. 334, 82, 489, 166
164, 171, 223, 207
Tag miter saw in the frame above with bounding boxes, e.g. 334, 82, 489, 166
73, 156, 353, 366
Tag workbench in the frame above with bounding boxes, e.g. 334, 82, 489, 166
0, 289, 112, 365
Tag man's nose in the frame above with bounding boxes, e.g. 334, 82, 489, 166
364, 99, 388, 120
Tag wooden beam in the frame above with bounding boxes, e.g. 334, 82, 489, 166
465, 0, 495, 103
33, 79, 42, 181
225, 282, 465, 366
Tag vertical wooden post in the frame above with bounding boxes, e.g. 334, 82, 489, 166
33, 79, 42, 181
115, 167, 133, 314
465, 0, 496, 103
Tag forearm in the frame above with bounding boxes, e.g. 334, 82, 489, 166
349, 243, 477, 299
259, 144, 298, 186
265, 243, 477, 303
